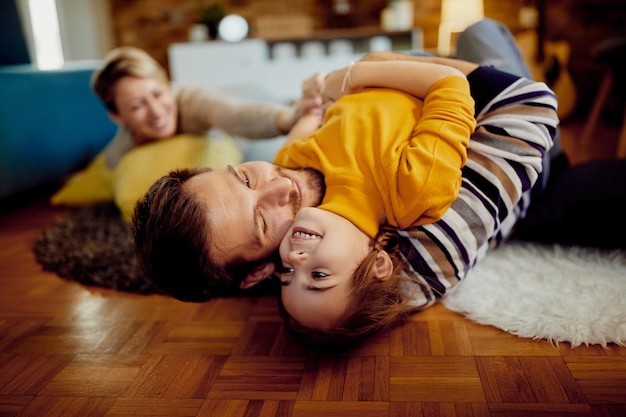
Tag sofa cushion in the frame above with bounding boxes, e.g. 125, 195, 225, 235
113, 133, 243, 223
0, 61, 116, 199
50, 153, 113, 206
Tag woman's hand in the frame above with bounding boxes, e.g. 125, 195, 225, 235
275, 71, 326, 133
276, 95, 322, 134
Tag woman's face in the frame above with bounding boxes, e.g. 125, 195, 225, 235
277, 207, 372, 330
110, 76, 178, 144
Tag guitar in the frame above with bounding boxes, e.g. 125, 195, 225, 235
515, 0, 577, 120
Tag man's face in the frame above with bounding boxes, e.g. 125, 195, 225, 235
185, 161, 324, 266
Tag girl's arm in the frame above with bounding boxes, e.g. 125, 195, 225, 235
321, 60, 466, 103
358, 51, 480, 76
282, 112, 322, 148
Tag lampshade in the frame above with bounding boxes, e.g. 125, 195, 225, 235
438, 0, 484, 55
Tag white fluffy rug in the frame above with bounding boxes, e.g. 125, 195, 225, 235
444, 241, 626, 347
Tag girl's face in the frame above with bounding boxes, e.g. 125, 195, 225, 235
278, 207, 372, 330
109, 76, 177, 144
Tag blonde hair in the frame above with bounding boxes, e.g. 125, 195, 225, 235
279, 229, 423, 352
92, 46, 168, 114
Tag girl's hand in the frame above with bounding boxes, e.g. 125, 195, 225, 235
302, 72, 325, 99
321, 63, 356, 103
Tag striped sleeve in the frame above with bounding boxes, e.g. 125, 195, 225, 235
397, 66, 559, 308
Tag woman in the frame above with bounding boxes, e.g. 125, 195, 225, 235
50, 46, 322, 220
92, 46, 320, 170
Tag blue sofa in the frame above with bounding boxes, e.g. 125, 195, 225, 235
0, 61, 116, 199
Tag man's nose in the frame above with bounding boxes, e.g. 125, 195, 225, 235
260, 176, 292, 206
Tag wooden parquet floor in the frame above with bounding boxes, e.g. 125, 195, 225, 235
1, 172, 626, 416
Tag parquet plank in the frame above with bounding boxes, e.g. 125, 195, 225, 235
327, 356, 349, 401
374, 356, 391, 401
549, 359, 589, 404
589, 404, 626, 417
466, 325, 564, 356
197, 399, 249, 417
125, 355, 214, 399
39, 354, 145, 397
420, 402, 492, 417
455, 402, 492, 417
476, 356, 536, 403
429, 319, 476, 357
487, 402, 594, 417
292, 401, 388, 417
231, 321, 284, 356
348, 334, 392, 356
208, 356, 304, 400
0, 319, 48, 352
15, 396, 116, 417
342, 355, 363, 401
565, 357, 626, 403
390, 357, 485, 402
393, 322, 432, 356
147, 321, 243, 356
105, 398, 203, 416
305, 355, 337, 400
0, 353, 73, 396
519, 356, 586, 403
192, 298, 260, 322
0, 395, 33, 416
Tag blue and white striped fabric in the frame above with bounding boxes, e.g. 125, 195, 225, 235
396, 65, 559, 308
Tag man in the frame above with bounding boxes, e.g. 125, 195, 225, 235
131, 19, 620, 306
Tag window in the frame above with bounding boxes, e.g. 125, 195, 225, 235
27, 0, 64, 69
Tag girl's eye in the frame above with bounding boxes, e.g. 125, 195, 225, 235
312, 271, 328, 279
244, 174, 251, 188
278, 266, 294, 275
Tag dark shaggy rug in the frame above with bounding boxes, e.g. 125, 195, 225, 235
33, 202, 279, 298
33, 202, 161, 295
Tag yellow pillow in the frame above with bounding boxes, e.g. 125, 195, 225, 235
113, 134, 243, 223
50, 153, 114, 206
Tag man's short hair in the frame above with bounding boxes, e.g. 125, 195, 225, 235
132, 168, 242, 302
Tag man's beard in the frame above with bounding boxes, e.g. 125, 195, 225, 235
301, 167, 325, 206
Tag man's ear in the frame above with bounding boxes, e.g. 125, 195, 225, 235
372, 250, 394, 281
239, 261, 276, 289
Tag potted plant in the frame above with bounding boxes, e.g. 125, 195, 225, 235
199, 3, 227, 39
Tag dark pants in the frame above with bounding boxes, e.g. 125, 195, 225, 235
460, 20, 626, 249
513, 156, 626, 248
